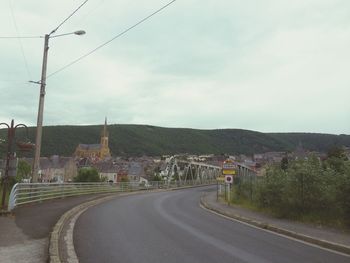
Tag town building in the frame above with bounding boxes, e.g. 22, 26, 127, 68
20, 156, 77, 182
74, 118, 111, 161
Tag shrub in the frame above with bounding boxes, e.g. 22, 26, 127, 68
74, 167, 100, 182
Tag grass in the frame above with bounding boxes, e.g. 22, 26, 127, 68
223, 191, 350, 231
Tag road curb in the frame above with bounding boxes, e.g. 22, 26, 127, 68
200, 194, 350, 256
49, 194, 120, 263
170, 183, 215, 191
0, 210, 12, 217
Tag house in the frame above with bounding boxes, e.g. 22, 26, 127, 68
127, 162, 145, 182
94, 161, 118, 182
21, 156, 77, 182
262, 152, 285, 163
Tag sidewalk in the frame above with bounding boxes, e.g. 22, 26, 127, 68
0, 193, 117, 263
201, 190, 350, 255
0, 184, 210, 263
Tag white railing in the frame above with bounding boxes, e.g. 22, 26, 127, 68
8, 179, 216, 211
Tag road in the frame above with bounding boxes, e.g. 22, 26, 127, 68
74, 186, 349, 263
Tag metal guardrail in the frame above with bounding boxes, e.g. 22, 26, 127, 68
8, 179, 216, 211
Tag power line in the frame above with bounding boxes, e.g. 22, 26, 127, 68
75, 0, 106, 25
0, 79, 30, 83
0, 0, 89, 39
49, 0, 89, 36
0, 36, 43, 39
47, 0, 177, 79
8, 0, 33, 79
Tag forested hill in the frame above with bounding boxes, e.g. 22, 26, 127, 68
0, 124, 349, 157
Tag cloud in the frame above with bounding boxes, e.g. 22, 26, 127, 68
0, 0, 349, 134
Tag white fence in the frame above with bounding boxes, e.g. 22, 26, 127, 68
8, 179, 216, 211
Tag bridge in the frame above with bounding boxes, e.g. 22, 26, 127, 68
162, 155, 257, 183
4, 156, 258, 211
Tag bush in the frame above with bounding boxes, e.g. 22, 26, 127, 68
335, 162, 350, 226
74, 167, 100, 182
233, 175, 257, 202
252, 155, 350, 226
152, 174, 162, 182
255, 166, 289, 216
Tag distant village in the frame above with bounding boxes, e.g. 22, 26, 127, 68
1, 120, 349, 183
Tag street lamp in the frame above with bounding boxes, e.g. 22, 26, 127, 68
50, 30, 86, 38
32, 30, 85, 182
0, 120, 32, 210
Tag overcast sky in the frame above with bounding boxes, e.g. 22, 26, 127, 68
0, 0, 349, 134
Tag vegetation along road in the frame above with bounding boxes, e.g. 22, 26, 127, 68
74, 186, 349, 263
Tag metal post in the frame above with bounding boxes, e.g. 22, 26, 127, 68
1, 121, 14, 209
33, 34, 49, 182
250, 174, 253, 202
0, 120, 29, 210
216, 181, 218, 200
224, 182, 226, 201
227, 183, 230, 206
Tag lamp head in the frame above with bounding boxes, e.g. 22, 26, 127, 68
74, 30, 86, 36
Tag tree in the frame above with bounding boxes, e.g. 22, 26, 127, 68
327, 146, 347, 160
339, 163, 350, 225
256, 165, 288, 214
118, 175, 129, 182
152, 174, 162, 181
74, 167, 100, 182
16, 160, 32, 182
326, 146, 348, 173
280, 156, 289, 171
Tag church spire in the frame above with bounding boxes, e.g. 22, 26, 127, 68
100, 117, 111, 158
103, 117, 108, 137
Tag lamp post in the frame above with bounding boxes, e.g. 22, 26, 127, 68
0, 120, 31, 210
32, 30, 85, 182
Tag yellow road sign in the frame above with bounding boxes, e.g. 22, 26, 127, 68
222, 169, 236, 175
216, 176, 225, 182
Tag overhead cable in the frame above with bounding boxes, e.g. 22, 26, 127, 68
49, 0, 89, 35
0, 36, 43, 39
46, 0, 177, 79
9, 0, 33, 79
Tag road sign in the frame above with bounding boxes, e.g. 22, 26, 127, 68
225, 175, 233, 184
216, 176, 225, 182
223, 169, 236, 175
222, 163, 236, 170
222, 159, 236, 175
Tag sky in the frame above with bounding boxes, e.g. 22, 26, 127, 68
0, 0, 349, 134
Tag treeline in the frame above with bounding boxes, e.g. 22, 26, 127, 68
0, 124, 349, 157
234, 148, 350, 227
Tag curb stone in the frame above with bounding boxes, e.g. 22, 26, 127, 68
49, 194, 120, 263
200, 194, 350, 256
0, 210, 12, 217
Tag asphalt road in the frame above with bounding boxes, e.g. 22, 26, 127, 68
74, 186, 349, 263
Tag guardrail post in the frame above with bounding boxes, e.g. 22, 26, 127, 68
8, 183, 18, 211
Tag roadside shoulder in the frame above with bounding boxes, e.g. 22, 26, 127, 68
200, 191, 350, 256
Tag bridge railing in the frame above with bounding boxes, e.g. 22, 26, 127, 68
8, 179, 216, 211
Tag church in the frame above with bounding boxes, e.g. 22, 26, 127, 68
74, 118, 111, 160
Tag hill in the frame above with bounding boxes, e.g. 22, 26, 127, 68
0, 124, 349, 157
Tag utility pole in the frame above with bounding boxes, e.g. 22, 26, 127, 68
32, 34, 49, 182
